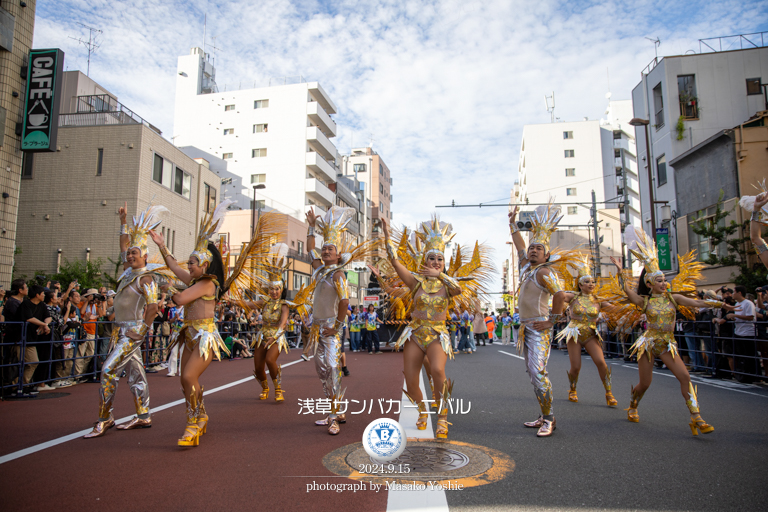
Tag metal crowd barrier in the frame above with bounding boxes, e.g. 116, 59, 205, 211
0, 320, 305, 398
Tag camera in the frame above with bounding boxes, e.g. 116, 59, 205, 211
93, 294, 106, 302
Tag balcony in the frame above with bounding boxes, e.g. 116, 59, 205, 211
613, 138, 631, 152
614, 157, 623, 168
305, 152, 336, 183
305, 177, 334, 207
307, 82, 338, 115
307, 126, 337, 161
307, 102, 337, 137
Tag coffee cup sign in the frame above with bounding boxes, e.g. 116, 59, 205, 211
22, 49, 65, 152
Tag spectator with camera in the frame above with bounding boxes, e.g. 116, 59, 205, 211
724, 286, 758, 382
76, 289, 105, 382
14, 285, 52, 396
53, 291, 82, 387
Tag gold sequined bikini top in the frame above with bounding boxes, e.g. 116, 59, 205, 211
262, 299, 284, 327
644, 294, 677, 333
570, 294, 599, 322
413, 284, 449, 321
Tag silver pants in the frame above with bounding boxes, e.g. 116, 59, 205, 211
522, 324, 554, 417
97, 321, 150, 420
313, 319, 343, 411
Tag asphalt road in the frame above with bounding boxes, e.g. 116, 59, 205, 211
442, 341, 768, 511
1, 340, 767, 512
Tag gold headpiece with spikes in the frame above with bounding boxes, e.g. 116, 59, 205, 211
414, 216, 456, 258
128, 204, 168, 256
529, 198, 563, 252
261, 243, 290, 290
739, 179, 768, 224
192, 199, 233, 266
625, 225, 663, 285
315, 206, 356, 253
572, 253, 594, 283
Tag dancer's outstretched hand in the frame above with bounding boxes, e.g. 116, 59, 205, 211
149, 229, 165, 247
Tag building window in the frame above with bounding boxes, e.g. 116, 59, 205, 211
565, 168, 575, 177
567, 206, 578, 215
656, 154, 667, 186
379, 163, 383, 175
688, 205, 727, 262
380, 202, 384, 212
96, 148, 103, 176
224, 105, 235, 111
251, 173, 266, 184
254, 99, 269, 109
380, 183, 384, 193
677, 75, 698, 119
21, 152, 33, 178
614, 149, 621, 158
613, 130, 621, 140
222, 153, 233, 159
252, 148, 267, 158
224, 128, 234, 135
652, 83, 664, 128
152, 153, 174, 189
253, 123, 268, 133
251, 199, 266, 210
564, 150, 575, 158
747, 78, 762, 95
354, 163, 366, 173
566, 188, 577, 196
204, 183, 217, 213
563, 131, 573, 139
297, 241, 304, 254
174, 167, 192, 199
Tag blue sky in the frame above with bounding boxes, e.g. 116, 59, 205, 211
34, 0, 768, 290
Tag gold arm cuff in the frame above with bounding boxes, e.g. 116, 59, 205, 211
386, 242, 396, 261
133, 322, 150, 336
333, 318, 345, 331
159, 245, 175, 265
142, 281, 159, 305
703, 299, 724, 309
120, 224, 129, 235
549, 313, 563, 323
307, 226, 316, 237
751, 210, 761, 221
120, 251, 127, 264
509, 222, 520, 235
438, 272, 461, 293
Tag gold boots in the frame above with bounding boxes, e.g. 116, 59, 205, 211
258, 377, 269, 400
402, 388, 428, 430
686, 382, 714, 436
566, 371, 578, 402
197, 387, 208, 435
273, 364, 284, 402
626, 385, 644, 423
178, 387, 201, 447
435, 379, 453, 439
602, 368, 618, 407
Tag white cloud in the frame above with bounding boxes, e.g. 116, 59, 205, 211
34, 0, 768, 291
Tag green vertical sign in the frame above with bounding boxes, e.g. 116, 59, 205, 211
347, 271, 358, 286
22, 48, 65, 152
656, 228, 671, 270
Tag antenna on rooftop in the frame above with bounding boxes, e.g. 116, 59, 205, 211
68, 22, 103, 76
645, 36, 661, 61
368, 133, 375, 148
545, 92, 555, 123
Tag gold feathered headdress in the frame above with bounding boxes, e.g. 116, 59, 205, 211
529, 198, 563, 252
192, 199, 233, 266
571, 253, 594, 283
739, 179, 768, 224
261, 243, 290, 290
414, 217, 456, 258
128, 203, 168, 256
315, 206, 357, 263
625, 225, 662, 285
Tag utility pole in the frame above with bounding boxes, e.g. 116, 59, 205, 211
591, 190, 600, 278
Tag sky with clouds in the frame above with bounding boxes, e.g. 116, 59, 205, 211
34, 0, 768, 292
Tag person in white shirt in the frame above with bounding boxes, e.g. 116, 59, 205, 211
725, 286, 756, 376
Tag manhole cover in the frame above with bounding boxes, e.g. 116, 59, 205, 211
370, 446, 470, 472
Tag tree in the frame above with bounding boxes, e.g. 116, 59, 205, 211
690, 191, 768, 290
15, 257, 107, 290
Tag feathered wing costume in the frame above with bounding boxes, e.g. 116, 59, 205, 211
378, 217, 495, 360
740, 178, 768, 255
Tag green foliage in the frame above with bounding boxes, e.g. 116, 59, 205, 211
16, 257, 108, 290
690, 191, 768, 290
103, 257, 123, 290
676, 116, 685, 141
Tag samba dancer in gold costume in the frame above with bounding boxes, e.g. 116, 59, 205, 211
556, 254, 618, 407
243, 243, 312, 402
305, 206, 378, 435
84, 202, 167, 438
379, 217, 493, 438
741, 181, 768, 269
151, 202, 280, 446
508, 201, 573, 437
606, 226, 734, 435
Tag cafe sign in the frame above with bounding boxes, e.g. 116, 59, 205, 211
21, 48, 64, 152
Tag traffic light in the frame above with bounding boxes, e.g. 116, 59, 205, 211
515, 211, 534, 231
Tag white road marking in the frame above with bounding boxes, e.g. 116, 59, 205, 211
498, 350, 524, 360
387, 369, 449, 512
0, 357, 310, 465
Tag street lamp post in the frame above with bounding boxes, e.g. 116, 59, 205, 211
628, 118, 656, 238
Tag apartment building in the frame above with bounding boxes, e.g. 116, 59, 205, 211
16, 72, 220, 277
631, 41, 768, 270
173, 47, 340, 221
0, 1, 36, 286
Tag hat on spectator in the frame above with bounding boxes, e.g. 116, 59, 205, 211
106, 290, 116, 297
83, 288, 98, 297
704, 290, 718, 300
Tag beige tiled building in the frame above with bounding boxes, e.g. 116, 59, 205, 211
0, 1, 36, 286
15, 73, 220, 280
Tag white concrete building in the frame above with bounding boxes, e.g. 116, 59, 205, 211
631, 42, 768, 270
510, 100, 638, 282
173, 47, 340, 221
